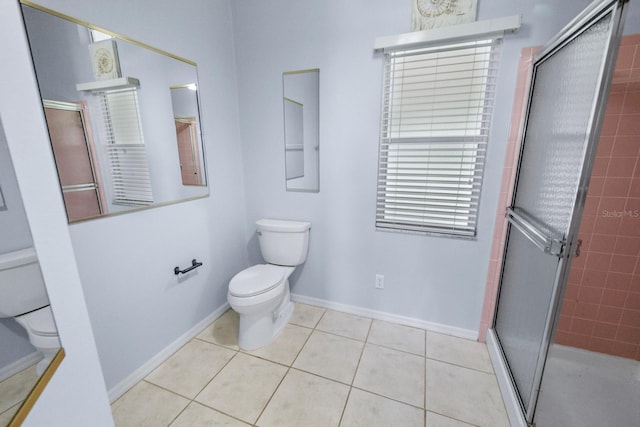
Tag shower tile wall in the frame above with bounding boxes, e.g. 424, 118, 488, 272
555, 34, 640, 360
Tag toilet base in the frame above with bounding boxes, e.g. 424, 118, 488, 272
236, 282, 293, 351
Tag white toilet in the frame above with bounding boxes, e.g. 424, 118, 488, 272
228, 218, 311, 350
0, 247, 61, 375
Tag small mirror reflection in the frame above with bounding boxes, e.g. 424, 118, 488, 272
283, 69, 319, 192
171, 85, 205, 186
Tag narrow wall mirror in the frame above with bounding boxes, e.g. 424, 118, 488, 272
20, 1, 208, 223
171, 85, 205, 186
283, 69, 319, 192
0, 121, 63, 426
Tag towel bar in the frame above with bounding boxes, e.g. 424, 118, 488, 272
174, 259, 203, 275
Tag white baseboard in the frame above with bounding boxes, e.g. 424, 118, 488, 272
107, 302, 230, 402
486, 329, 527, 427
0, 351, 42, 382
291, 293, 478, 340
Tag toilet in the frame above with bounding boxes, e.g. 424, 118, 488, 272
0, 248, 61, 375
228, 218, 310, 350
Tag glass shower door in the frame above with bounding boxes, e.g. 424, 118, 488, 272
491, 0, 627, 423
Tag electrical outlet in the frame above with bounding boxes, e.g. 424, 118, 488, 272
375, 274, 384, 289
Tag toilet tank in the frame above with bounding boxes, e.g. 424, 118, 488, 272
0, 247, 49, 317
256, 219, 311, 266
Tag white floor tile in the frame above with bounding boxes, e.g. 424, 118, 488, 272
368, 320, 426, 356
353, 343, 425, 408
316, 310, 372, 341
293, 330, 364, 384
110, 304, 512, 427
195, 353, 287, 424
425, 411, 475, 427
0, 403, 20, 426
243, 323, 311, 366
146, 340, 236, 398
170, 402, 250, 426
426, 332, 492, 373
425, 359, 508, 427
111, 381, 189, 427
341, 388, 424, 427
197, 310, 239, 350
0, 365, 37, 414
256, 369, 349, 427
289, 303, 325, 328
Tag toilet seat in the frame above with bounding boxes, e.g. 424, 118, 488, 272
229, 264, 284, 297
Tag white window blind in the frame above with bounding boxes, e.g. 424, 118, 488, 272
376, 38, 501, 237
100, 88, 154, 206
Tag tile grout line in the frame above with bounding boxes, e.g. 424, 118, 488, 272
176, 330, 249, 425
424, 327, 428, 416
115, 304, 505, 426
193, 396, 256, 426
178, 331, 249, 425
140, 346, 244, 425
427, 408, 485, 427
426, 355, 497, 376
347, 384, 426, 412
251, 312, 318, 426
337, 315, 374, 426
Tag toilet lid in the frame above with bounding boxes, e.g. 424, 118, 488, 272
229, 265, 284, 297
19, 306, 58, 336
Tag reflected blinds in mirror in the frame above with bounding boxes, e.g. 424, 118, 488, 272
376, 38, 501, 237
99, 88, 153, 206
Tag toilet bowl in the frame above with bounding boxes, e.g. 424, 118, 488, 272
0, 247, 61, 375
228, 219, 310, 350
15, 306, 61, 375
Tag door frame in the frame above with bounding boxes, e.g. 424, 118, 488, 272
43, 99, 108, 219
487, 0, 628, 425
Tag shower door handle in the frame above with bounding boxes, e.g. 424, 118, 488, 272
506, 208, 566, 257
574, 239, 583, 257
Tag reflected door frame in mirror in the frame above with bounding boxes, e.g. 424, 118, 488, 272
170, 84, 205, 187
282, 68, 320, 193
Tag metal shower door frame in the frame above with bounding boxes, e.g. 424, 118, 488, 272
489, 0, 628, 425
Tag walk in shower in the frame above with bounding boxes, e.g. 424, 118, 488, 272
486, 0, 639, 426
535, 32, 640, 426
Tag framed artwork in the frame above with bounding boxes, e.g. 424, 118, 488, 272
88, 39, 121, 80
411, 0, 477, 31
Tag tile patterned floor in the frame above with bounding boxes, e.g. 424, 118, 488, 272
0, 365, 39, 425
111, 303, 509, 427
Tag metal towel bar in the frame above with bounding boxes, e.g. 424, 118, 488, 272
174, 259, 203, 275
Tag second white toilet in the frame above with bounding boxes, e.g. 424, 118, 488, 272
227, 218, 310, 350
0, 248, 61, 375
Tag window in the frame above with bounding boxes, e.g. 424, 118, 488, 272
376, 37, 501, 238
100, 88, 154, 206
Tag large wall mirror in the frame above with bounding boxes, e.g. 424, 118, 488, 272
0, 120, 64, 426
20, 1, 208, 223
283, 69, 319, 192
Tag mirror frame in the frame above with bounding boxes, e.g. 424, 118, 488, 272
7, 349, 65, 427
20, 0, 209, 223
